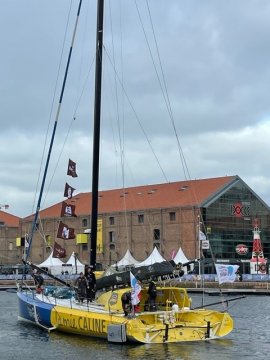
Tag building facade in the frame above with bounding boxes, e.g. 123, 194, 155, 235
14, 175, 270, 273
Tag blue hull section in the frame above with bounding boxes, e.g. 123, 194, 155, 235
17, 291, 54, 328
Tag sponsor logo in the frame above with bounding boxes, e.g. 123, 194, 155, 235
235, 244, 249, 255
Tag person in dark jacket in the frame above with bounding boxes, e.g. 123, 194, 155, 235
75, 272, 88, 303
85, 267, 96, 304
121, 291, 132, 316
147, 281, 157, 311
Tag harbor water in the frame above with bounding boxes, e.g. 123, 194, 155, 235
1, 290, 270, 360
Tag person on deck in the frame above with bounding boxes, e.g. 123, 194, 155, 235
147, 280, 157, 311
121, 291, 132, 316
85, 267, 96, 304
75, 272, 87, 303
32, 270, 44, 293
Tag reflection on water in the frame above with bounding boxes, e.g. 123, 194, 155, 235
1, 292, 270, 360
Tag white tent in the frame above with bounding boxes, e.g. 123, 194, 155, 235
135, 247, 166, 267
62, 251, 85, 275
112, 249, 140, 269
38, 251, 64, 275
173, 248, 189, 264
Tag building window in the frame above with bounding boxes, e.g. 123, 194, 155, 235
8, 242, 13, 251
153, 228, 160, 241
0, 221, 5, 227
109, 231, 116, 243
82, 218, 88, 227
169, 212, 176, 221
138, 214, 144, 224
82, 244, 88, 251
109, 216, 115, 225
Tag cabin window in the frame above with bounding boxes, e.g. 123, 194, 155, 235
138, 214, 144, 224
153, 228, 160, 240
109, 216, 115, 225
169, 212, 176, 221
82, 218, 88, 227
109, 231, 116, 243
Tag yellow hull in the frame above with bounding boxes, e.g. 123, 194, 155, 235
49, 287, 233, 343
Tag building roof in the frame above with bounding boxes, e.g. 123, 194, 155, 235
24, 175, 238, 220
0, 210, 21, 227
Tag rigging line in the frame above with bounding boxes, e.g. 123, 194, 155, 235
145, 0, 191, 182
103, 46, 169, 183
27, 0, 74, 236
42, 55, 95, 207
145, 1, 205, 216
25, 0, 83, 262
108, 0, 130, 247
135, 0, 189, 181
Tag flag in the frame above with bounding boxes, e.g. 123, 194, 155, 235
199, 230, 206, 240
215, 264, 239, 284
130, 272, 141, 306
64, 183, 75, 199
57, 221, 75, 240
67, 159, 78, 177
60, 201, 77, 217
53, 242, 66, 258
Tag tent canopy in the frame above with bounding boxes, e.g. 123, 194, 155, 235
62, 251, 85, 275
135, 247, 166, 267
112, 249, 139, 268
38, 251, 64, 275
173, 248, 189, 264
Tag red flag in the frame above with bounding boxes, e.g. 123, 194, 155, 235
53, 242, 66, 258
57, 221, 75, 240
64, 183, 75, 199
60, 201, 77, 217
67, 159, 78, 178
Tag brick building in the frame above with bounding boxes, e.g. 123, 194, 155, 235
17, 175, 270, 272
0, 211, 21, 266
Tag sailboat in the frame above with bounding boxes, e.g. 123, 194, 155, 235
17, 0, 234, 343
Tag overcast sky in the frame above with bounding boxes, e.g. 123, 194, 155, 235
1, 0, 270, 218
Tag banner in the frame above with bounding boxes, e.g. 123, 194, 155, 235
57, 221, 75, 240
53, 242, 66, 258
60, 201, 77, 217
64, 183, 75, 199
67, 159, 78, 177
215, 264, 239, 284
130, 272, 141, 306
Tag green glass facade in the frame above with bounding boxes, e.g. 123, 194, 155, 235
202, 181, 270, 273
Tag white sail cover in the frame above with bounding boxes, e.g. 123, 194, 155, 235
135, 247, 166, 267
112, 249, 140, 267
38, 251, 64, 275
62, 251, 85, 275
173, 248, 189, 264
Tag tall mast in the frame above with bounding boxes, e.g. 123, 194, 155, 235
90, 0, 104, 269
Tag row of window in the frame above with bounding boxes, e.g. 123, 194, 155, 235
81, 212, 176, 228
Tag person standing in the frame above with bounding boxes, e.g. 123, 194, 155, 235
85, 267, 96, 304
147, 280, 157, 311
75, 272, 87, 303
121, 291, 132, 316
